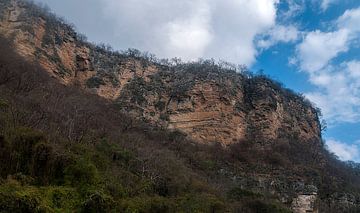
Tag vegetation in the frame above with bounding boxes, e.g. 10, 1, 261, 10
0, 0, 11, 19
0, 35, 299, 212
1, 1, 360, 211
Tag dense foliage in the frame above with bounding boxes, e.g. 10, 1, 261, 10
0, 35, 296, 212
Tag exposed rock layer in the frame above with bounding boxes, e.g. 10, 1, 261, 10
0, 0, 321, 146
0, 2, 329, 212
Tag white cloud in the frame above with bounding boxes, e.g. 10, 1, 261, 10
100, 0, 279, 65
295, 7, 360, 124
327, 139, 360, 161
347, 60, 360, 78
337, 7, 360, 36
321, 0, 339, 11
257, 25, 300, 49
305, 62, 360, 123
297, 29, 349, 72
163, 1, 212, 60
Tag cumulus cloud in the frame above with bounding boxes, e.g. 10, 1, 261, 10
257, 25, 300, 49
305, 64, 360, 123
347, 60, 360, 78
297, 29, 349, 72
295, 7, 360, 124
327, 139, 360, 161
100, 0, 279, 65
337, 7, 360, 35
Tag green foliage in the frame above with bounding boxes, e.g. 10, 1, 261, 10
0, 98, 8, 109
81, 192, 114, 213
94, 139, 134, 167
1, 127, 47, 177
0, 187, 44, 213
119, 196, 174, 213
227, 187, 262, 200
0, 178, 84, 212
117, 194, 225, 213
1, 7, 360, 210
64, 158, 99, 187
244, 200, 292, 213
45, 187, 81, 210
176, 193, 225, 213
0, 125, 233, 212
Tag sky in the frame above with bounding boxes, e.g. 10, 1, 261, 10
33, 0, 360, 162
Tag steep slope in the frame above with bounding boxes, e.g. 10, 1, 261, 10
0, 36, 237, 212
1, 1, 360, 212
116, 66, 321, 146
0, 0, 321, 146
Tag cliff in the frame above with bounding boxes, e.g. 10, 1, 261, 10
0, 0, 321, 147
0, 1, 359, 212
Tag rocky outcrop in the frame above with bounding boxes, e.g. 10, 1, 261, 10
292, 194, 318, 213
117, 72, 321, 146
2, 1, 360, 212
167, 80, 247, 145
0, 0, 321, 147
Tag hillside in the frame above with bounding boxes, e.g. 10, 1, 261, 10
0, 0, 321, 146
0, 0, 360, 212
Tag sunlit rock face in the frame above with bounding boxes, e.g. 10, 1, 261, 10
3, 1, 360, 213
0, 0, 322, 147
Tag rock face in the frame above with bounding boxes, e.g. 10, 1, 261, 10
292, 194, 318, 213
2, 1, 360, 212
117, 70, 322, 146
0, 0, 322, 147
231, 172, 319, 213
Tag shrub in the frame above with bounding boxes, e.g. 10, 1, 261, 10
47, 187, 80, 210
31, 143, 53, 184
0, 179, 82, 212
244, 200, 291, 213
64, 159, 99, 187
94, 140, 134, 166
0, 179, 47, 213
176, 193, 225, 213
81, 192, 115, 213
265, 152, 290, 167
119, 196, 174, 213
2, 128, 46, 176
0, 191, 43, 213
227, 187, 262, 201
86, 76, 106, 88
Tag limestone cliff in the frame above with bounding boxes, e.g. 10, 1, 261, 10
2, 1, 355, 212
117, 68, 321, 147
0, 0, 159, 98
0, 0, 321, 147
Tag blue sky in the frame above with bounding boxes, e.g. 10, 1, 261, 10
33, 0, 360, 162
